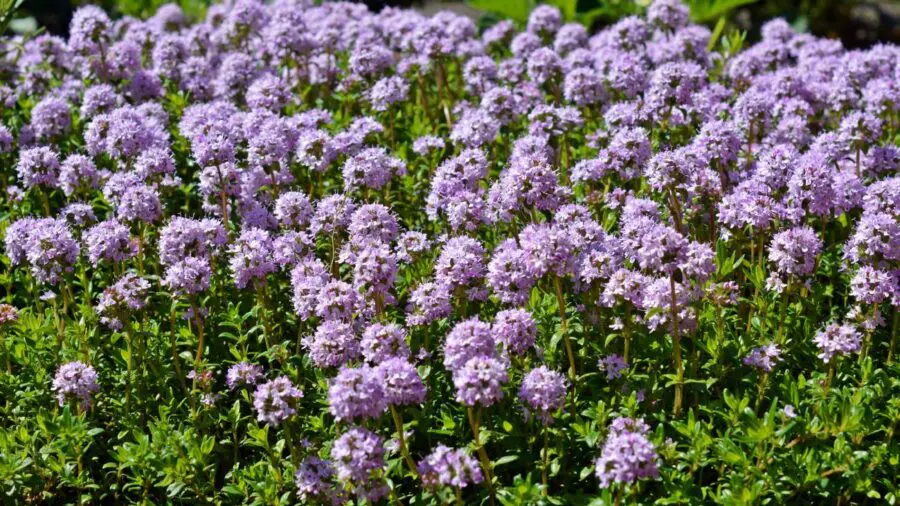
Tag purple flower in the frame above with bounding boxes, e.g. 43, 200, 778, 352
768, 226, 823, 278
367, 76, 409, 111
295, 129, 337, 173
295, 457, 338, 503
742, 344, 782, 372
303, 320, 360, 369
352, 242, 398, 297
96, 273, 150, 330
52, 361, 99, 409
844, 212, 900, 266
247, 74, 291, 111
0, 304, 19, 326
518, 223, 575, 279
850, 266, 895, 304
486, 239, 535, 306
434, 236, 486, 295
17, 146, 60, 189
229, 228, 277, 289
647, 0, 690, 31
412, 136, 445, 156
311, 194, 356, 236
489, 155, 569, 221
158, 217, 227, 266
406, 281, 453, 326
342, 148, 406, 192
162, 256, 211, 296
69, 5, 111, 56
6, 218, 79, 285
274, 191, 313, 229
554, 23, 587, 54
226, 362, 263, 390
450, 109, 500, 148
290, 257, 331, 320
519, 366, 567, 424
418, 445, 483, 490
86, 106, 168, 160
81, 84, 119, 118
348, 204, 399, 244
444, 317, 496, 372
564, 67, 605, 106
377, 358, 427, 406
493, 309, 537, 355
30, 96, 71, 141
452, 356, 508, 407
134, 148, 176, 182
395, 231, 430, 263
782, 404, 797, 419
511, 32, 542, 58
527, 4, 562, 36
813, 323, 862, 363
315, 280, 360, 322
526, 47, 563, 86
594, 422, 659, 488
59, 203, 95, 229
331, 427, 385, 483
328, 366, 387, 422
598, 354, 628, 380
463, 56, 497, 94
483, 20, 515, 47
361, 323, 410, 363
84, 220, 136, 266
253, 376, 303, 426
118, 184, 162, 224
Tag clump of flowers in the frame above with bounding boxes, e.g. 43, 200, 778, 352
418, 445, 484, 490
96, 273, 150, 330
594, 417, 659, 488
743, 344, 782, 372
52, 361, 99, 410
252, 376, 303, 426
813, 323, 862, 363
519, 366, 567, 423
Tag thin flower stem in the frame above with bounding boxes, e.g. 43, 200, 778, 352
192, 301, 205, 366
824, 362, 835, 398
776, 290, 790, 346
888, 309, 898, 363
623, 305, 633, 364
257, 283, 275, 352
755, 372, 769, 414
170, 305, 191, 407
553, 276, 576, 382
670, 275, 684, 417
283, 420, 300, 469
125, 324, 134, 413
467, 407, 496, 506
541, 424, 550, 496
859, 304, 878, 363
1, 330, 9, 373
390, 405, 419, 478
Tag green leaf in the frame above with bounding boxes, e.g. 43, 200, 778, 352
467, 0, 534, 23
684, 0, 759, 23
494, 455, 519, 467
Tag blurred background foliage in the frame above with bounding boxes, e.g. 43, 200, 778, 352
0, 0, 898, 54
465, 0, 899, 48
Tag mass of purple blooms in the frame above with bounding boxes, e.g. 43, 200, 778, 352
0, 0, 898, 503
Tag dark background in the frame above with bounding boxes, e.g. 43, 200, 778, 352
12, 0, 900, 48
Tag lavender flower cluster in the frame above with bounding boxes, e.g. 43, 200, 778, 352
0, 0, 897, 502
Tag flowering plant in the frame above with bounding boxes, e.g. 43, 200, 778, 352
0, 0, 897, 504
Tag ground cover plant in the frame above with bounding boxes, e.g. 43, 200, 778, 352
0, 0, 898, 504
